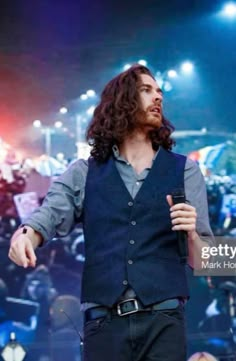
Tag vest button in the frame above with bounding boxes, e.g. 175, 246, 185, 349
129, 240, 135, 244
131, 220, 136, 226
128, 259, 133, 265
128, 201, 133, 207
123, 280, 128, 285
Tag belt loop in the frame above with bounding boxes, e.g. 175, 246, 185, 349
179, 297, 186, 308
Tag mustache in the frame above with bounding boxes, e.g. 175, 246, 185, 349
146, 105, 162, 113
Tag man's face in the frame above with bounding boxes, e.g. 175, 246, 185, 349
137, 73, 163, 130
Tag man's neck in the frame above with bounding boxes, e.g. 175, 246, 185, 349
119, 132, 156, 174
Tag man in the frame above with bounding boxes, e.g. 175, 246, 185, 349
9, 64, 213, 361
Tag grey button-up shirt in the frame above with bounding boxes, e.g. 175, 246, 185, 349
25, 147, 213, 309
25, 147, 213, 242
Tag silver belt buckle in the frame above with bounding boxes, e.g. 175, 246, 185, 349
117, 298, 139, 316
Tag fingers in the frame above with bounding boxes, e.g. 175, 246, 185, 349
25, 244, 37, 268
166, 195, 173, 207
167, 197, 197, 232
171, 221, 196, 232
9, 235, 37, 268
8, 247, 29, 268
170, 209, 197, 220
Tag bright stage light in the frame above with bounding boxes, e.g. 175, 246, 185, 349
163, 81, 173, 92
123, 64, 131, 71
138, 59, 147, 66
222, 2, 236, 17
80, 94, 88, 101
167, 69, 178, 78
54, 121, 63, 128
181, 61, 194, 74
33, 120, 42, 128
59, 107, 68, 114
86, 105, 96, 116
86, 89, 96, 97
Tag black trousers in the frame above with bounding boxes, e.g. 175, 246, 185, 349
83, 305, 186, 361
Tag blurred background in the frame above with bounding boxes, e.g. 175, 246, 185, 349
1, 1, 236, 360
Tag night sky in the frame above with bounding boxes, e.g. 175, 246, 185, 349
0, 0, 235, 155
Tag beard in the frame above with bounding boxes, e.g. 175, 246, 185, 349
130, 109, 175, 150
135, 109, 163, 133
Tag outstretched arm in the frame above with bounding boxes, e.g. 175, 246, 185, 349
8, 158, 88, 268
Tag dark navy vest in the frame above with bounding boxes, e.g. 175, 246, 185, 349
81, 147, 189, 307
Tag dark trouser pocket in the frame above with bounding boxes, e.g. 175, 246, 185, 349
84, 316, 110, 338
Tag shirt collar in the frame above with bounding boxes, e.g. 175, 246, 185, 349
112, 145, 160, 165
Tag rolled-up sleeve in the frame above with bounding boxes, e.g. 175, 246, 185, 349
24, 159, 88, 243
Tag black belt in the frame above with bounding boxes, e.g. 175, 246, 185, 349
85, 298, 183, 321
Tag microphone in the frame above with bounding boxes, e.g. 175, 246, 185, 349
171, 189, 189, 263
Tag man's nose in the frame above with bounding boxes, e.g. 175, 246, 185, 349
153, 94, 162, 103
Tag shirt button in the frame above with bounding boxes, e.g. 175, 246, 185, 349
136, 181, 140, 186
129, 240, 135, 244
128, 201, 133, 207
123, 280, 128, 285
131, 220, 136, 226
128, 259, 133, 265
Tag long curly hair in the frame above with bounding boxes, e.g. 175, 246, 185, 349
86, 64, 175, 162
